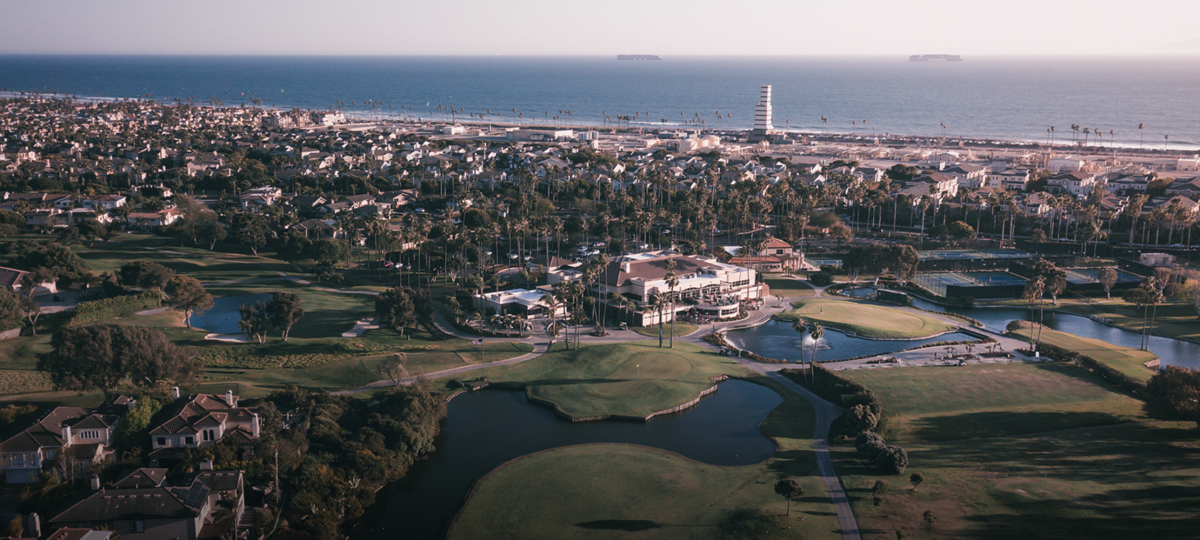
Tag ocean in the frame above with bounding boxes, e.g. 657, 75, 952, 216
1, 55, 1198, 149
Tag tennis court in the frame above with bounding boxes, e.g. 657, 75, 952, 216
1067, 267, 1144, 284
918, 249, 1030, 261
965, 271, 1027, 286
810, 259, 842, 268
913, 272, 979, 296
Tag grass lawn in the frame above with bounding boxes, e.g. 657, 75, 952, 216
833, 420, 1200, 540
448, 376, 842, 540
778, 298, 956, 339
841, 363, 1148, 445
182, 325, 532, 396
471, 341, 748, 420
831, 360, 1200, 539
1007, 321, 1159, 381
764, 278, 817, 298
629, 323, 699, 338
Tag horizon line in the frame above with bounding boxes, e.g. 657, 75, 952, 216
1, 52, 1199, 59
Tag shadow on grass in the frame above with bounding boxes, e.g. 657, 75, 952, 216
576, 520, 663, 531
908, 410, 1128, 443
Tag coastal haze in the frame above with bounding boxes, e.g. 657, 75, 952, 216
2, 55, 1200, 149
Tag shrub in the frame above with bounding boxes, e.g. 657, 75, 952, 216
856, 431, 886, 459
808, 271, 834, 286
876, 445, 909, 475
68, 290, 162, 326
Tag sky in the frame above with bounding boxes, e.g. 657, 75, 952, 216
2, 0, 1199, 56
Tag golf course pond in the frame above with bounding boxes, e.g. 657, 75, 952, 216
357, 379, 782, 540
188, 293, 271, 334
725, 319, 977, 362
905, 297, 1200, 370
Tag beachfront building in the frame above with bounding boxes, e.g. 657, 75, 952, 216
750, 85, 774, 140
548, 251, 761, 326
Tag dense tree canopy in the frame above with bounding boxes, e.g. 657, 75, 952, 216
38, 325, 201, 391
119, 260, 176, 290
375, 286, 432, 336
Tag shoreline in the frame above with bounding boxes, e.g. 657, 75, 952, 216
5, 90, 1200, 154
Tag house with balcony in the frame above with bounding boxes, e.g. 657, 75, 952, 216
0, 397, 132, 483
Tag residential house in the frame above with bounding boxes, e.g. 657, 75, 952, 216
942, 164, 987, 189
375, 189, 417, 210
288, 195, 326, 213
343, 194, 376, 209
1107, 175, 1151, 194
126, 209, 182, 229
82, 195, 127, 211
1020, 192, 1055, 217
907, 173, 959, 198
0, 397, 132, 483
1047, 171, 1098, 196
1165, 177, 1200, 198
47, 467, 245, 540
986, 168, 1031, 191
290, 219, 339, 239
148, 391, 260, 452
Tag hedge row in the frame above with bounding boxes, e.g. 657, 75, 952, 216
782, 363, 882, 416
1021, 340, 1148, 397
69, 290, 163, 326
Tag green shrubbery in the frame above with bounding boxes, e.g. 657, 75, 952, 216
808, 271, 834, 286
69, 290, 162, 326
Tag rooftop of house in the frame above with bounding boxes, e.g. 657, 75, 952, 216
148, 393, 254, 437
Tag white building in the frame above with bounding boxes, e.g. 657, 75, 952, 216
752, 85, 774, 136
549, 251, 761, 326
473, 288, 565, 318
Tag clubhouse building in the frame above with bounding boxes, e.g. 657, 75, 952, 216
548, 251, 762, 326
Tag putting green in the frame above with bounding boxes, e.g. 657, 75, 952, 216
476, 341, 747, 420
778, 298, 956, 339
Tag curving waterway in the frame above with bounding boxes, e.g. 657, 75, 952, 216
907, 297, 1200, 370
724, 294, 1200, 369
725, 319, 976, 363
358, 380, 782, 540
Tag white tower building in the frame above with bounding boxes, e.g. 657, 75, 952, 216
754, 85, 774, 132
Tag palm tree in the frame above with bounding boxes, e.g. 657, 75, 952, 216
1022, 277, 1045, 353
792, 320, 810, 381
1138, 123, 1145, 149
652, 293, 667, 348
666, 271, 680, 348
808, 323, 824, 379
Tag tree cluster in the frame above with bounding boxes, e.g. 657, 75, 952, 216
856, 431, 909, 475
280, 381, 446, 540
38, 325, 202, 391
238, 292, 305, 343
1146, 366, 1200, 428
842, 242, 920, 285
375, 286, 433, 336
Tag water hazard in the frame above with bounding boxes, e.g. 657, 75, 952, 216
188, 294, 271, 334
725, 319, 975, 363
359, 379, 782, 540
908, 297, 1200, 370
